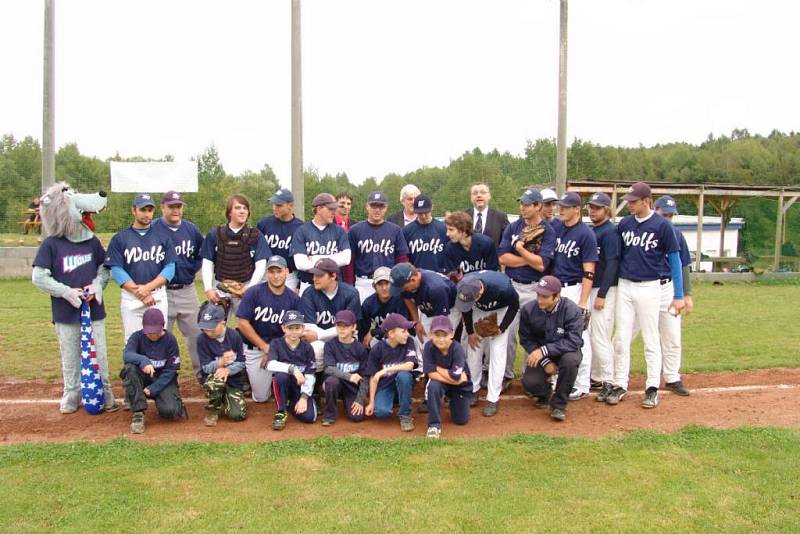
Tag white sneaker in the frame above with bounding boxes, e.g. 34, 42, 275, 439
568, 388, 589, 401
426, 426, 441, 439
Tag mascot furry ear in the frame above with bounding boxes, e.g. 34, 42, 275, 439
39, 182, 108, 242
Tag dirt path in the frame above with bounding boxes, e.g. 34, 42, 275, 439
2, 369, 799, 444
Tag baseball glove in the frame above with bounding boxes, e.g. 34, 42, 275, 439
217, 279, 245, 299
518, 223, 545, 253
474, 312, 501, 338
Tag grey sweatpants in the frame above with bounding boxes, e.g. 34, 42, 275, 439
166, 284, 202, 382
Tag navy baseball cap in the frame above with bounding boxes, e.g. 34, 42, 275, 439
267, 255, 287, 269
133, 193, 156, 208
309, 257, 339, 275
198, 303, 227, 329
367, 191, 388, 206
518, 189, 543, 205
335, 310, 357, 326
558, 192, 582, 208
413, 195, 433, 214
282, 310, 305, 326
533, 275, 562, 296
161, 191, 185, 205
655, 195, 679, 215
455, 277, 483, 312
381, 313, 415, 333
540, 188, 558, 202
271, 188, 295, 205
390, 263, 415, 296
142, 308, 165, 335
623, 182, 651, 201
587, 192, 611, 207
430, 315, 453, 333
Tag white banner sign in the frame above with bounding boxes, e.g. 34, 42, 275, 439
110, 161, 198, 192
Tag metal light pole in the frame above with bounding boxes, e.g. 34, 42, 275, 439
42, 0, 56, 198
555, 0, 568, 196
291, 0, 304, 210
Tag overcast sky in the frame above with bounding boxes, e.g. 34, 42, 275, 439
1, 0, 798, 188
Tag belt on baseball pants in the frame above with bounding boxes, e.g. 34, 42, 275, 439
562, 281, 581, 287
166, 284, 186, 290
357, 275, 371, 279
243, 341, 261, 351
511, 278, 533, 285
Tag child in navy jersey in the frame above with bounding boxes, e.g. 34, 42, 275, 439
321, 310, 370, 426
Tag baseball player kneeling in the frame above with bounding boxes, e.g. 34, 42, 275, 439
267, 310, 318, 430
519, 275, 585, 421
321, 310, 370, 426
364, 313, 418, 432
422, 315, 472, 439
197, 303, 248, 427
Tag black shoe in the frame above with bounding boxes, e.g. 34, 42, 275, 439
535, 395, 550, 409
665, 381, 690, 396
605, 387, 627, 405
641, 387, 659, 409
482, 401, 498, 417
590, 379, 604, 390
550, 407, 566, 421
272, 411, 288, 430
417, 401, 429, 414
596, 382, 614, 403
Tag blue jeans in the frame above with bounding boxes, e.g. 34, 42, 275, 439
373, 371, 413, 418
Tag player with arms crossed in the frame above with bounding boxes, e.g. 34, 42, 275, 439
257, 188, 304, 293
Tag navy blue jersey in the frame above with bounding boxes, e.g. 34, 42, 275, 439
348, 220, 409, 277
358, 293, 412, 341
236, 284, 301, 343
196, 328, 247, 389
123, 330, 181, 372
290, 221, 350, 283
364, 339, 418, 391
200, 224, 272, 263
268, 336, 316, 373
401, 269, 456, 318
151, 218, 204, 285
34, 236, 107, 324
552, 222, 598, 284
549, 217, 564, 236
592, 219, 621, 291
422, 340, 472, 393
618, 212, 679, 281
443, 232, 499, 274
299, 282, 362, 330
105, 226, 177, 284
498, 219, 556, 283
323, 337, 369, 375
403, 219, 448, 273
461, 270, 519, 311
257, 215, 304, 272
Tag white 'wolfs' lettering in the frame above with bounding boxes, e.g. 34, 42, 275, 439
409, 238, 443, 254
62, 253, 93, 273
254, 306, 285, 324
555, 238, 581, 258
266, 234, 291, 250
358, 238, 394, 255
306, 241, 338, 255
123, 245, 166, 264
621, 231, 659, 252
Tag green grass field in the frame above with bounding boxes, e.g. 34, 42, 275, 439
1, 427, 798, 532
1, 278, 798, 381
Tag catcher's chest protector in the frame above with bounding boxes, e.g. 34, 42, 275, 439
215, 224, 258, 282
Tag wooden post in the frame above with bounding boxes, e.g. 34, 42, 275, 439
774, 192, 784, 271
610, 185, 618, 222
555, 0, 568, 196
695, 190, 704, 272
291, 0, 304, 212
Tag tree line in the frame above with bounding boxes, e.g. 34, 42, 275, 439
1, 130, 798, 256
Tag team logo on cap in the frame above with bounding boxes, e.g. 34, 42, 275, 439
561, 194, 568, 201
591, 193, 599, 200
628, 186, 635, 193
458, 293, 469, 301
374, 193, 380, 200
525, 189, 532, 195
173, 193, 181, 199
417, 200, 424, 207
539, 279, 548, 287
666, 199, 675, 206
286, 311, 299, 320
203, 312, 212, 321
142, 194, 151, 200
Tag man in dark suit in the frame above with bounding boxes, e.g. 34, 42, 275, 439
387, 184, 421, 227
464, 182, 509, 246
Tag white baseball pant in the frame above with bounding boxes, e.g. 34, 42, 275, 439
560, 283, 593, 394
243, 346, 273, 402
285, 271, 300, 293
355, 277, 376, 303
589, 286, 616, 384
120, 287, 168, 345
629, 283, 682, 384
465, 307, 510, 403
505, 281, 538, 379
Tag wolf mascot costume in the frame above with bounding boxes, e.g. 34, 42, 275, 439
31, 182, 118, 413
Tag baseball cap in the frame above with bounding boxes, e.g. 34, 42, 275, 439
271, 188, 295, 205
373, 266, 392, 285
266, 255, 287, 269
533, 275, 562, 296
308, 257, 339, 275
197, 303, 227, 329
282, 310, 305, 326
367, 191, 388, 206
540, 188, 558, 202
390, 263, 415, 296
413, 195, 433, 214
587, 192, 611, 207
430, 315, 453, 333
381, 313, 415, 333
335, 310, 356, 326
623, 182, 651, 201
558, 192, 582, 208
132, 193, 156, 208
655, 195, 679, 215
455, 277, 483, 312
142, 308, 165, 335
161, 191, 185, 206
312, 193, 338, 209
518, 189, 543, 205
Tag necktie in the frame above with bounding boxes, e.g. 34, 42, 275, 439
475, 211, 483, 234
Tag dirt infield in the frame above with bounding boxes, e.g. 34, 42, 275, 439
2, 368, 799, 444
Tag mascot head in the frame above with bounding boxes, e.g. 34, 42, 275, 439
39, 182, 108, 242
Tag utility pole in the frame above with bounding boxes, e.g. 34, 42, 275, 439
42, 0, 56, 199
291, 0, 304, 211
555, 0, 568, 196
